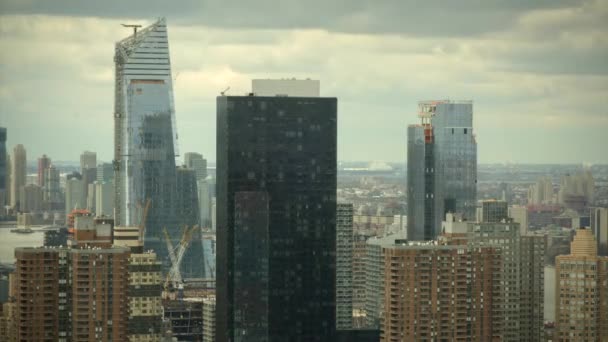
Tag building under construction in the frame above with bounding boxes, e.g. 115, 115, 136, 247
407, 100, 477, 241
113, 18, 204, 277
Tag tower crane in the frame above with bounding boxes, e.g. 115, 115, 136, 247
163, 226, 200, 292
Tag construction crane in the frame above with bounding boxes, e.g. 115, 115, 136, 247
163, 226, 200, 291
121, 23, 142, 37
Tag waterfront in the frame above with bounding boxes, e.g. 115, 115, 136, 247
0, 227, 46, 263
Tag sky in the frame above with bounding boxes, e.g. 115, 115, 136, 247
0, 0, 607, 164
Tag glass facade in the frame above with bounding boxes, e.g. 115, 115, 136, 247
216, 95, 337, 341
114, 19, 200, 275
407, 101, 477, 240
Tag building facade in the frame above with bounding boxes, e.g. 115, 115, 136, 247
481, 199, 508, 223
216, 90, 337, 341
381, 242, 498, 342
10, 144, 26, 209
591, 207, 608, 256
407, 100, 477, 241
37, 154, 51, 187
0, 128, 6, 211
336, 203, 354, 330
555, 228, 608, 341
114, 18, 180, 272
13, 245, 130, 342
184, 152, 207, 181
65, 172, 85, 216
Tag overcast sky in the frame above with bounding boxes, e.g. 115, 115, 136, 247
1, 0, 607, 164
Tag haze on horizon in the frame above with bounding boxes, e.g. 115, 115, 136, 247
0, 0, 607, 164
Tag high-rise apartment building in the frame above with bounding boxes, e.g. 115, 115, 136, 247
114, 18, 180, 269
184, 152, 207, 181
364, 233, 405, 329
37, 154, 51, 187
555, 228, 608, 340
43, 165, 62, 210
591, 207, 608, 256
10, 144, 26, 209
216, 83, 337, 341
336, 203, 354, 330
13, 243, 130, 342
407, 100, 477, 241
528, 176, 554, 205
381, 242, 499, 342
65, 172, 85, 216
441, 216, 546, 341
19, 184, 43, 212
127, 252, 163, 341
0, 127, 6, 210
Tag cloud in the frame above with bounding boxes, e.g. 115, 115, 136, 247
0, 0, 607, 164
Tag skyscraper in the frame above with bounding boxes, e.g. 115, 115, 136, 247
481, 199, 509, 223
407, 100, 477, 240
216, 81, 337, 341
65, 171, 85, 216
37, 154, 51, 187
555, 228, 608, 340
97, 162, 114, 182
10, 144, 26, 209
175, 165, 204, 278
591, 207, 608, 256
336, 203, 354, 330
80, 150, 97, 171
114, 18, 179, 269
184, 152, 208, 181
43, 164, 62, 210
0, 127, 6, 211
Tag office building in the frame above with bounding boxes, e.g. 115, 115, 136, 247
19, 184, 43, 212
96, 162, 114, 182
10, 144, 26, 209
481, 199, 508, 223
380, 242, 499, 342
43, 165, 62, 210
591, 207, 608, 256
184, 152, 207, 181
216, 85, 337, 341
0, 128, 6, 211
95, 181, 114, 217
65, 172, 85, 216
114, 18, 180, 271
407, 100, 477, 241
336, 203, 354, 329
555, 228, 608, 340
37, 154, 51, 187
13, 243, 130, 341
175, 166, 204, 278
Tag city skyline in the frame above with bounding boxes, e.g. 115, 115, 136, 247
1, 1, 607, 164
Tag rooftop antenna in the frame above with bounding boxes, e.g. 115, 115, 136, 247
220, 87, 230, 96
121, 24, 143, 37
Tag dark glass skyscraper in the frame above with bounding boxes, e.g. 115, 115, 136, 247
216, 92, 337, 341
407, 100, 477, 240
